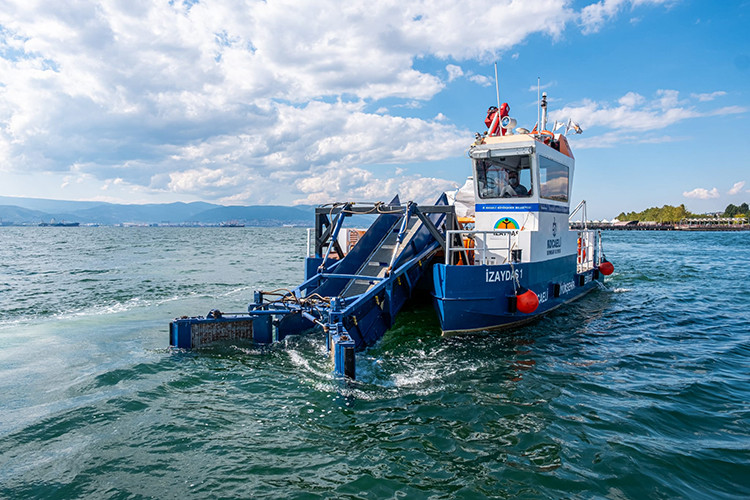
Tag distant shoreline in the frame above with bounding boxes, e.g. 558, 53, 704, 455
571, 222, 750, 232
3, 222, 748, 231
0, 223, 311, 228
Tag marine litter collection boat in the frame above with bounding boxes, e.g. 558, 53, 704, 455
170, 91, 614, 379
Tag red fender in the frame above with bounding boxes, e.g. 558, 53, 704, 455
599, 259, 614, 276
516, 287, 539, 314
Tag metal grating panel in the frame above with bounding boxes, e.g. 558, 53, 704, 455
190, 320, 254, 348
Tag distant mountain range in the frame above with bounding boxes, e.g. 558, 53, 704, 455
0, 196, 313, 226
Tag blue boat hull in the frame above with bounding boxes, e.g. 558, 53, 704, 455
432, 255, 601, 334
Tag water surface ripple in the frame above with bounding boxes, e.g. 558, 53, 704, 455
0, 228, 748, 498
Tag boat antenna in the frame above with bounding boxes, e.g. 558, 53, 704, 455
537, 77, 540, 133
494, 62, 501, 109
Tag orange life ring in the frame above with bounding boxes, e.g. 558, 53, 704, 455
540, 130, 554, 144
577, 237, 587, 264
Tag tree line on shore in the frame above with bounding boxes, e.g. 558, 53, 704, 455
616, 203, 749, 223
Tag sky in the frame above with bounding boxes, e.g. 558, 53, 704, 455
0, 0, 748, 219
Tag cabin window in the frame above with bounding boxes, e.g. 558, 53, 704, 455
475, 155, 532, 200
538, 156, 569, 202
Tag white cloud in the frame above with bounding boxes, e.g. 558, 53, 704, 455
527, 80, 557, 92
691, 91, 727, 102
580, 0, 675, 34
618, 92, 645, 107
683, 187, 720, 200
468, 74, 493, 86
444, 64, 494, 87
0, 0, 580, 203
655, 89, 680, 110
707, 106, 747, 116
294, 166, 457, 205
573, 131, 683, 149
580, 0, 627, 34
552, 90, 747, 140
728, 181, 746, 195
446, 64, 464, 82
0, 0, 687, 204
130, 99, 468, 203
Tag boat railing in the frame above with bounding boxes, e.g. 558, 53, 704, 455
306, 228, 314, 257
445, 229, 519, 266
569, 199, 588, 230
576, 229, 599, 272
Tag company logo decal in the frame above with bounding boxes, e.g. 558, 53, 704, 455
546, 217, 561, 255
494, 217, 519, 230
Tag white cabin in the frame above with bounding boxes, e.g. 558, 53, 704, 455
461, 133, 579, 265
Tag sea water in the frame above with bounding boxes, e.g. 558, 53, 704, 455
0, 227, 748, 499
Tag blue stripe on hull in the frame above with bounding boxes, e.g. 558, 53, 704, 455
475, 203, 568, 213
432, 255, 601, 333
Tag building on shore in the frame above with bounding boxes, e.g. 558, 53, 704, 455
570, 217, 748, 231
